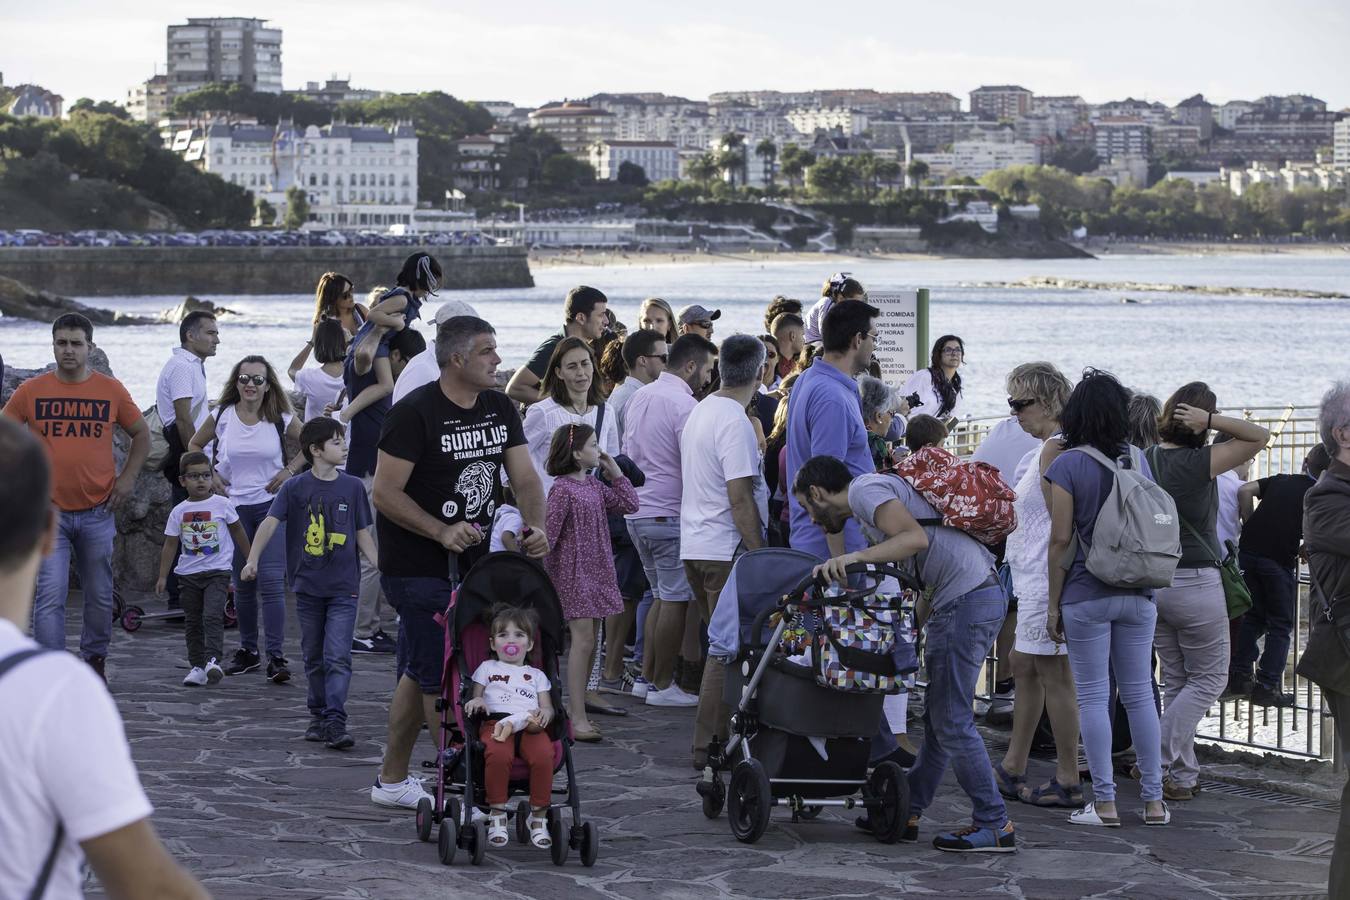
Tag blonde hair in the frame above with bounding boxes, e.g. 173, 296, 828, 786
1006, 362, 1073, 421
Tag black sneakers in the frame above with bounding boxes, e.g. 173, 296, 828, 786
267, 656, 291, 684
325, 724, 355, 750
86, 655, 107, 683
304, 718, 326, 742
224, 648, 261, 676
369, 631, 396, 654
1250, 683, 1296, 707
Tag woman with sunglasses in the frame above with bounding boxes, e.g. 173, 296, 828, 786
992, 363, 1085, 809
190, 356, 305, 684
901, 334, 967, 428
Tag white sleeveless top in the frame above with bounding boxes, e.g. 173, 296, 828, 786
1004, 440, 1053, 604
215, 406, 293, 508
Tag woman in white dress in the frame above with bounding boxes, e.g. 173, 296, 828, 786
992, 361, 1084, 808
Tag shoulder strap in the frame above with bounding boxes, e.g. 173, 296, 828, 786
1175, 510, 1223, 565
0, 648, 63, 900
594, 402, 605, 444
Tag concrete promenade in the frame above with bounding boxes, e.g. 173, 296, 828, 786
83, 597, 1335, 899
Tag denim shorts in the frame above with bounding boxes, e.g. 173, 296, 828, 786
382, 575, 453, 695
627, 517, 692, 602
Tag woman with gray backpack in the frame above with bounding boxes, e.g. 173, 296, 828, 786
1147, 383, 1268, 802
1045, 369, 1180, 828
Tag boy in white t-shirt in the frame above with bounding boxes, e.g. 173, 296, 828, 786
464, 604, 556, 850
489, 485, 524, 553
156, 450, 252, 687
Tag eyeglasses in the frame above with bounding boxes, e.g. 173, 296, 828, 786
865, 331, 879, 341
182, 471, 213, 480
1008, 397, 1037, 412
942, 346, 964, 355
641, 353, 668, 363
237, 374, 267, 386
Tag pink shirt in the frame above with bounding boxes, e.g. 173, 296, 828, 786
621, 371, 697, 519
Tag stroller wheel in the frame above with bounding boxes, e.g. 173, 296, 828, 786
728, 759, 772, 844
415, 797, 433, 842
580, 820, 599, 867
515, 799, 531, 844
699, 775, 726, 819
447, 797, 463, 832
437, 820, 456, 865
867, 761, 911, 844
548, 808, 569, 866
469, 821, 487, 866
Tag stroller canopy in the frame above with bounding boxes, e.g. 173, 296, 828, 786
453, 551, 566, 650
707, 547, 822, 658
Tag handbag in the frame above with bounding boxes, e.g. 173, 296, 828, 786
1296, 566, 1350, 694
1176, 515, 1252, 619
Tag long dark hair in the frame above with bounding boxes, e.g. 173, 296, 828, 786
312, 271, 353, 324
217, 355, 293, 424
541, 336, 604, 408
928, 334, 965, 417
395, 252, 442, 295
1061, 368, 1132, 459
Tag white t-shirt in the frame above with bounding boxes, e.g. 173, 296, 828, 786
164, 494, 240, 575
971, 416, 1041, 482
293, 367, 344, 421
392, 348, 440, 405
214, 406, 293, 508
679, 395, 767, 562
472, 658, 552, 729
0, 620, 153, 898
901, 368, 965, 421
489, 504, 523, 553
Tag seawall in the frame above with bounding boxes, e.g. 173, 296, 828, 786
0, 244, 533, 296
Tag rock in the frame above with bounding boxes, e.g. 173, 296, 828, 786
0, 274, 159, 326
158, 296, 239, 324
970, 275, 1349, 299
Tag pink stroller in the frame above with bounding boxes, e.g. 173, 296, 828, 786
412, 551, 599, 867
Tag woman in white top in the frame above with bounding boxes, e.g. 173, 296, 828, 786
190, 355, 304, 680
993, 362, 1083, 808
522, 337, 620, 494
287, 319, 345, 421
902, 334, 966, 425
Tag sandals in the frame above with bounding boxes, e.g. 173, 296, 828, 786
572, 725, 603, 743
487, 811, 509, 847
528, 812, 551, 848
992, 763, 1026, 800
1143, 802, 1171, 826
1019, 779, 1085, 808
1069, 802, 1121, 828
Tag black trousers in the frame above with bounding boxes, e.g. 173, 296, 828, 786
1325, 688, 1350, 900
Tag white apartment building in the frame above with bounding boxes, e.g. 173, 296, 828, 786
176, 120, 417, 228
914, 140, 1041, 179
166, 17, 282, 97
1224, 161, 1348, 196
126, 75, 170, 124
589, 141, 680, 182
1029, 96, 1089, 137
1094, 118, 1152, 162
1217, 100, 1257, 130
785, 107, 869, 136
1336, 119, 1350, 167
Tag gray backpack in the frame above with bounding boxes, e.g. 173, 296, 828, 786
1063, 445, 1181, 589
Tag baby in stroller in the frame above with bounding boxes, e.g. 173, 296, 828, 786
464, 604, 556, 849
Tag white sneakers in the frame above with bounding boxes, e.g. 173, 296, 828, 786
205, 658, 224, 683
370, 775, 432, 810
184, 659, 225, 686
183, 667, 208, 686
645, 684, 699, 707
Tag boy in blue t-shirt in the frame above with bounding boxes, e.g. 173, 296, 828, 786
241, 417, 375, 749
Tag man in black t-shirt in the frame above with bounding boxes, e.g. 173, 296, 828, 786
368, 315, 548, 811
1229, 445, 1330, 706
503, 285, 608, 406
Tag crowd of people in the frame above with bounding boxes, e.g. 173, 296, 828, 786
4, 252, 1350, 893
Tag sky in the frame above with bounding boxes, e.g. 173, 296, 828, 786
3, 0, 1348, 111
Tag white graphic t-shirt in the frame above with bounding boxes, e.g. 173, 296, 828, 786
164, 494, 240, 575
471, 659, 551, 729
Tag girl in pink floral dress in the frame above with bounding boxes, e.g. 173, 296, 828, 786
544, 423, 639, 741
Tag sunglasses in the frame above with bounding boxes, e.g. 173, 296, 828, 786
641, 353, 668, 362
1008, 397, 1036, 412
237, 374, 268, 386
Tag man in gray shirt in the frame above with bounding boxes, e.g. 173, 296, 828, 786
793, 455, 1013, 853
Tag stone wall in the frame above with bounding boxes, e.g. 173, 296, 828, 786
0, 244, 533, 297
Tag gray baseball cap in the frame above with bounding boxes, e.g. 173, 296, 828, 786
677, 304, 721, 326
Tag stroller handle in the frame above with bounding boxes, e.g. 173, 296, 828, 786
783, 561, 919, 609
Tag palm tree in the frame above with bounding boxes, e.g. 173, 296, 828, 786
719, 132, 748, 190
779, 145, 815, 197
686, 152, 721, 194
906, 159, 929, 189
755, 138, 778, 188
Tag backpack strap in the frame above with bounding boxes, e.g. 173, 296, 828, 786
0, 648, 64, 900
594, 403, 606, 447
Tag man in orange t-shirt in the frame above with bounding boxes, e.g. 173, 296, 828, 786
2, 313, 150, 680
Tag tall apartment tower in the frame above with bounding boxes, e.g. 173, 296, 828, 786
165, 17, 282, 97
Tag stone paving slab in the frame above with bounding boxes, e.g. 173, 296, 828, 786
68, 594, 1336, 898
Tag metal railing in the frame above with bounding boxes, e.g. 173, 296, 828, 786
953, 405, 1333, 762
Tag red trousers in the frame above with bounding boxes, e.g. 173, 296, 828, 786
479, 722, 554, 807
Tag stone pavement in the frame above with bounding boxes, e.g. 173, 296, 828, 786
83, 596, 1335, 899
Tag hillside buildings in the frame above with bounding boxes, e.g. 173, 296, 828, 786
528, 102, 616, 159
165, 18, 282, 97
5, 84, 63, 119
969, 85, 1032, 121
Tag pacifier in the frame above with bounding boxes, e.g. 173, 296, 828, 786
501, 643, 522, 658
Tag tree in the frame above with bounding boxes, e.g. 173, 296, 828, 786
254, 197, 277, 226
873, 158, 902, 194
686, 152, 721, 192
755, 138, 777, 188
539, 154, 595, 191
283, 185, 310, 229
1009, 178, 1030, 205
718, 133, 748, 190
70, 98, 131, 120
1046, 144, 1099, 175
779, 144, 815, 196
808, 156, 856, 201
906, 159, 929, 188
616, 160, 648, 187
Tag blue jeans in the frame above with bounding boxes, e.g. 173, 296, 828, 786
1232, 551, 1296, 690
1063, 595, 1163, 802
908, 583, 1008, 830
33, 504, 116, 659
232, 500, 287, 658
633, 588, 653, 665
296, 593, 358, 726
